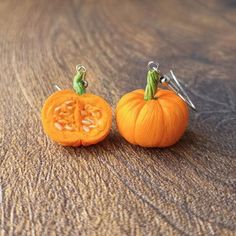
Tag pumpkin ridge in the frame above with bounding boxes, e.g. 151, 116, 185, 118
154, 100, 166, 147
159, 98, 187, 146
160, 95, 187, 122
117, 91, 144, 110
119, 98, 145, 144
133, 101, 148, 144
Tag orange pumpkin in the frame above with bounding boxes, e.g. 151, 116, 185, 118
41, 66, 112, 146
116, 68, 189, 147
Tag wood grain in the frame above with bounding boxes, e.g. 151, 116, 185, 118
0, 0, 236, 235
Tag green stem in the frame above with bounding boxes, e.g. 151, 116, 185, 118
73, 70, 87, 95
144, 69, 161, 100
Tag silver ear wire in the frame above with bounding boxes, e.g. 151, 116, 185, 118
170, 70, 196, 111
147, 61, 196, 111
53, 84, 62, 91
160, 70, 196, 111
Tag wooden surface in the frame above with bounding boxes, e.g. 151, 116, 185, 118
0, 0, 236, 235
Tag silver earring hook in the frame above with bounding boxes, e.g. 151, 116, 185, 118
160, 70, 196, 111
148, 61, 196, 111
170, 70, 196, 110
160, 71, 196, 111
53, 84, 61, 91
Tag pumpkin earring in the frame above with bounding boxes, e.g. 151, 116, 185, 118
115, 61, 196, 148
41, 65, 112, 146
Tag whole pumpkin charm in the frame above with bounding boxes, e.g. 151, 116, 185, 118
41, 65, 112, 146
116, 64, 189, 147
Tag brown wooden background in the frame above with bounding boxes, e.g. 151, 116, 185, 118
0, 0, 236, 235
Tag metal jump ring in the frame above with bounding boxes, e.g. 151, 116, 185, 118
147, 61, 159, 71
76, 64, 87, 73
83, 80, 88, 88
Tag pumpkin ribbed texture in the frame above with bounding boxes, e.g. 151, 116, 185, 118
116, 89, 189, 147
